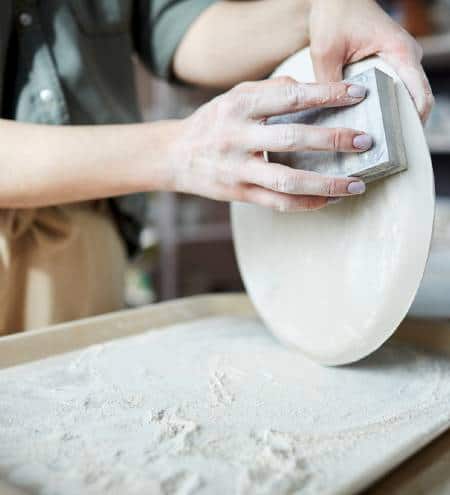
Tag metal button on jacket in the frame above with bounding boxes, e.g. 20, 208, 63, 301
18, 12, 32, 27
39, 89, 53, 103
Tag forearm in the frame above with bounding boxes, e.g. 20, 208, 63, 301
173, 0, 311, 88
0, 119, 179, 208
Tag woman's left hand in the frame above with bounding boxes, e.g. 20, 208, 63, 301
309, 0, 434, 122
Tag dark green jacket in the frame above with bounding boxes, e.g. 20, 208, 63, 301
0, 0, 216, 252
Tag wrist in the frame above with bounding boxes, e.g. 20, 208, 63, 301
133, 119, 183, 193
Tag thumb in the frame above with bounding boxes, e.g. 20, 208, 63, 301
311, 44, 345, 83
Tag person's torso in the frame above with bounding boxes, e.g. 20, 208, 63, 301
0, 0, 141, 125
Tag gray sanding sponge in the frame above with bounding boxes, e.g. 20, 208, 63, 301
268, 68, 407, 183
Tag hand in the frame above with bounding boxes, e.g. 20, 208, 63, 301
169, 77, 371, 212
309, 0, 434, 122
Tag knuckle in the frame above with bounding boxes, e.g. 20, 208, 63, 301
222, 89, 250, 116
284, 83, 304, 111
216, 133, 235, 154
273, 174, 291, 194
232, 81, 253, 94
275, 77, 311, 111
325, 177, 338, 197
275, 75, 297, 86
326, 84, 342, 103
275, 199, 292, 213
314, 85, 336, 106
393, 32, 420, 60
301, 83, 341, 108
234, 186, 250, 203
330, 128, 344, 151
280, 126, 299, 150
426, 90, 435, 108
216, 94, 236, 117
278, 76, 297, 84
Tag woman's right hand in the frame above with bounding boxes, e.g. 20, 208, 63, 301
169, 77, 372, 212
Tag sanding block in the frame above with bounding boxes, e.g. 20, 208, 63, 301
268, 68, 407, 183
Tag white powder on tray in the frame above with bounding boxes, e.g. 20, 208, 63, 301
1, 316, 450, 495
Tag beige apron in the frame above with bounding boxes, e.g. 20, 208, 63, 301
0, 202, 126, 335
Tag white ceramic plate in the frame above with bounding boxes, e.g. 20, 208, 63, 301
232, 48, 435, 365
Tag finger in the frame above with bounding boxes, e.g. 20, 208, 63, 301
242, 78, 367, 119
241, 159, 366, 197
311, 43, 345, 83
380, 52, 434, 123
394, 63, 434, 123
246, 123, 373, 153
238, 184, 329, 212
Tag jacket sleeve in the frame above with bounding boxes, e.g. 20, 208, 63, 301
133, 0, 217, 80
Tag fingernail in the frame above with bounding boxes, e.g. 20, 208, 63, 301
353, 134, 373, 150
328, 197, 343, 204
347, 85, 367, 99
347, 181, 366, 195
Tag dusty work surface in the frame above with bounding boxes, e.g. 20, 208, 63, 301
1, 307, 450, 495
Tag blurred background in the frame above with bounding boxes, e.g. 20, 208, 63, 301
125, 0, 450, 307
